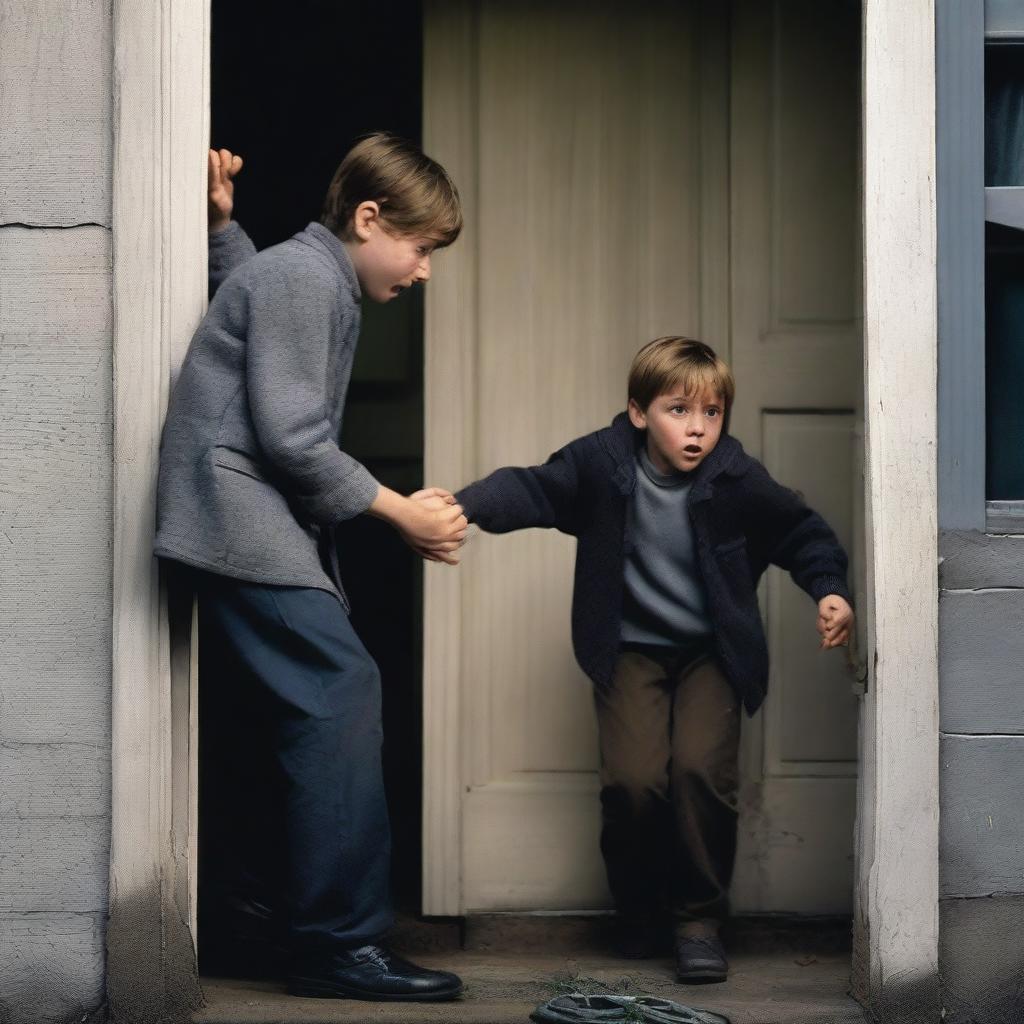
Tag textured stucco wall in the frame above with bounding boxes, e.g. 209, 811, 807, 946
0, 2, 112, 1022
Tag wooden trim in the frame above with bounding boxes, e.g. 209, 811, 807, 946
985, 0, 1024, 38
697, 0, 732, 356
985, 186, 1024, 230
936, 0, 985, 530
856, 0, 941, 1014
986, 499, 1024, 534
109, 0, 209, 1017
421, 0, 480, 917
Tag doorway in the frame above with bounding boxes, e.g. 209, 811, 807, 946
201, 0, 428, 966
106, 1, 942, 1017
422, 0, 863, 918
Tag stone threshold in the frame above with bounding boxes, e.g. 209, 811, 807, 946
194, 915, 864, 1024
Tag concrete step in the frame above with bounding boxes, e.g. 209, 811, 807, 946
196, 949, 867, 1024
195, 917, 862, 1024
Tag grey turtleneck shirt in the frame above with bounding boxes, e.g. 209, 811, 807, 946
620, 447, 714, 647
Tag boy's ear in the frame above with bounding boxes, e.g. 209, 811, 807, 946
352, 200, 382, 242
627, 398, 647, 430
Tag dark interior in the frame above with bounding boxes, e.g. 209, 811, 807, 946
202, 0, 427, 968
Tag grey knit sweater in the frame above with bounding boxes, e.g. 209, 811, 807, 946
154, 222, 378, 604
620, 448, 713, 646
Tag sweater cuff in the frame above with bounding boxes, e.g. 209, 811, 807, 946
316, 466, 381, 524
454, 487, 475, 521
209, 219, 241, 242
809, 575, 853, 606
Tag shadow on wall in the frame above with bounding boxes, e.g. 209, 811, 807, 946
939, 894, 1024, 1024
106, 887, 202, 1024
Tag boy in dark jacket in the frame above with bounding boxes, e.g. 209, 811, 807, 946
455, 337, 854, 983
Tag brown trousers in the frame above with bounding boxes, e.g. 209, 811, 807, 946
594, 647, 740, 925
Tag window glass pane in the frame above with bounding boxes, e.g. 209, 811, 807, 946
986, 222, 1024, 499
985, 44, 1024, 501
983, 46, 1024, 185
986, 46, 1024, 185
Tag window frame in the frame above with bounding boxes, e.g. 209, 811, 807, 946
938, 3, 1024, 533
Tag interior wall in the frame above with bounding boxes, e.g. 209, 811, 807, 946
0, 1, 112, 1021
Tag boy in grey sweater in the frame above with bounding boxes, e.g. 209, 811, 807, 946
156, 137, 466, 1002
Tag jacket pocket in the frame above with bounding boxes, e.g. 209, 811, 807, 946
210, 446, 271, 483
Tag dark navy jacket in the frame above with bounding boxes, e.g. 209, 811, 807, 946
456, 412, 851, 715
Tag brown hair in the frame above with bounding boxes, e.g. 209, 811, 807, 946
321, 132, 463, 246
628, 336, 735, 425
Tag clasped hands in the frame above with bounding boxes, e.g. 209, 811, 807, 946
404, 487, 468, 565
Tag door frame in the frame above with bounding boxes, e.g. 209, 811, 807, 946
108, 0, 940, 1020
108, 0, 208, 1020
853, 1, 940, 1013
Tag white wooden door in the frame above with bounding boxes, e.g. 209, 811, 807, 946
727, 0, 863, 914
423, 0, 862, 915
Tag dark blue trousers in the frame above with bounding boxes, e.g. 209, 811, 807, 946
197, 572, 394, 952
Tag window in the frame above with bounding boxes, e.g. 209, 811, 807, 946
984, 29, 1024, 527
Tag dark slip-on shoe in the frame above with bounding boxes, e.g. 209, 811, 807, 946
288, 944, 463, 1001
674, 934, 729, 983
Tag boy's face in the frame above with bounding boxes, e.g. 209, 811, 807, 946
628, 386, 725, 474
346, 201, 438, 303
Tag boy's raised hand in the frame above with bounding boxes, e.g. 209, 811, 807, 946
817, 595, 854, 650
209, 148, 243, 233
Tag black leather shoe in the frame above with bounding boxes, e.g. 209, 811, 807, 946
288, 944, 463, 1001
674, 934, 729, 983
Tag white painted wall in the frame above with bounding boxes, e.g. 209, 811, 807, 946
0, 2, 112, 1022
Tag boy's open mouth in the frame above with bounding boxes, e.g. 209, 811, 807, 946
684, 445, 702, 454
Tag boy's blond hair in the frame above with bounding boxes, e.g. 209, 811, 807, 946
321, 132, 462, 245
628, 336, 735, 425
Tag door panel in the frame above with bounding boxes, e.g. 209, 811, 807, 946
458, 0, 716, 910
763, 414, 859, 772
729, 0, 862, 914
424, 0, 861, 914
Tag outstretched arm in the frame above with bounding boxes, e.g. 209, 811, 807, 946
208, 148, 256, 297
456, 444, 583, 536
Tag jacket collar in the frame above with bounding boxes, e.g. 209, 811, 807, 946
600, 410, 746, 500
296, 222, 361, 301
